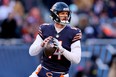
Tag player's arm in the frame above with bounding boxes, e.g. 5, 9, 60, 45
61, 40, 81, 64
29, 35, 44, 56
29, 25, 44, 56
58, 30, 82, 64
29, 34, 53, 56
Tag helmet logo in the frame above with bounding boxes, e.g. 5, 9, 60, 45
63, 8, 69, 11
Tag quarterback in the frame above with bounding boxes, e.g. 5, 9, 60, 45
29, 2, 82, 77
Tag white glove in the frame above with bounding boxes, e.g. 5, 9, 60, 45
53, 38, 64, 53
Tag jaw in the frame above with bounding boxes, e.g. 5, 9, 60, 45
55, 23, 66, 28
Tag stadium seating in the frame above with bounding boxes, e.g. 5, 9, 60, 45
0, 42, 115, 77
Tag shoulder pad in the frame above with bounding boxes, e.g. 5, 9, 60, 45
70, 26, 78, 30
41, 23, 50, 26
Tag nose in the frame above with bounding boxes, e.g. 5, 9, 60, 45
64, 13, 68, 16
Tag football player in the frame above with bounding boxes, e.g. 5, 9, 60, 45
29, 2, 82, 77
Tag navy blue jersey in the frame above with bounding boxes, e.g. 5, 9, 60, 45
38, 23, 81, 72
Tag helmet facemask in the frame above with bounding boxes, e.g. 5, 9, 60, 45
58, 11, 71, 25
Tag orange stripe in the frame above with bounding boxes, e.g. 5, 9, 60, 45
36, 66, 42, 75
60, 74, 64, 77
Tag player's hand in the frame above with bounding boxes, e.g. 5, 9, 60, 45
41, 36, 53, 47
72, 33, 82, 42
53, 38, 64, 53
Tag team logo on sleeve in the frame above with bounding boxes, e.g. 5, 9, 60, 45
46, 72, 53, 77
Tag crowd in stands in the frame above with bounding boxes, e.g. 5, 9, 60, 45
0, 0, 116, 43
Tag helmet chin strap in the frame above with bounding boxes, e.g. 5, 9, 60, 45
53, 19, 67, 26
52, 14, 70, 26
59, 20, 69, 25
61, 20, 69, 24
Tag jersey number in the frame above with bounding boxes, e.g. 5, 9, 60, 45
54, 41, 62, 60
49, 41, 63, 60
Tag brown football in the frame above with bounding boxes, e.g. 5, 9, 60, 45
44, 38, 58, 57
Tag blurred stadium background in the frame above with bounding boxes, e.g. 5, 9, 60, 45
0, 0, 116, 77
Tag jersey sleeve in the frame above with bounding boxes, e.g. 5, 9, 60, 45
38, 23, 51, 40
38, 25, 44, 39
61, 27, 82, 64
72, 28, 82, 43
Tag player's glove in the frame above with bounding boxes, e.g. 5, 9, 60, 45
52, 38, 64, 53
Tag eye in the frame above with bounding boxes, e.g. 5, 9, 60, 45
63, 12, 68, 15
65, 12, 68, 15
60, 12, 65, 15
59, 12, 68, 16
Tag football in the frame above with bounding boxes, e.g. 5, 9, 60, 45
44, 38, 59, 57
